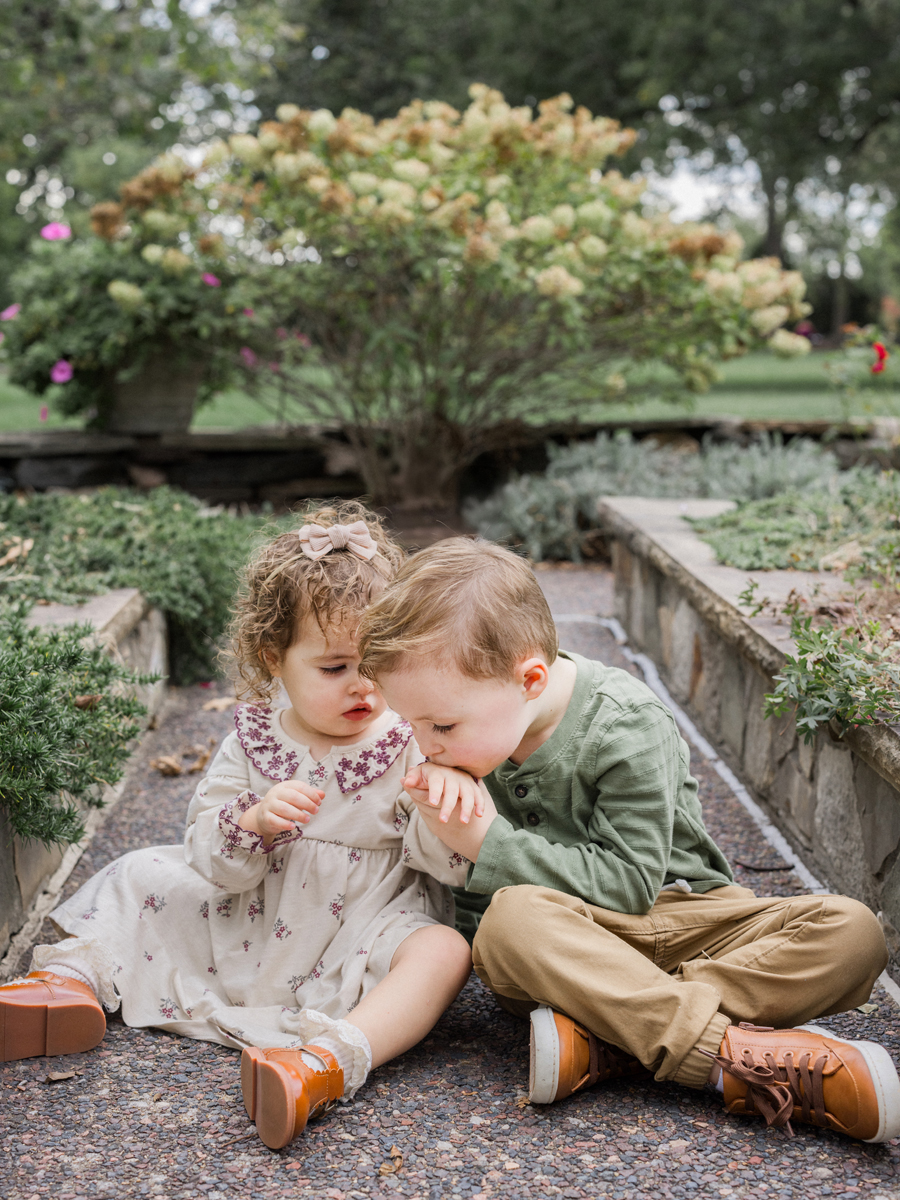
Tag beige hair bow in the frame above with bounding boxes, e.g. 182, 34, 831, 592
297, 521, 378, 561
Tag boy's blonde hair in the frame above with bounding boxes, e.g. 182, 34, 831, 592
229, 501, 404, 702
358, 538, 558, 681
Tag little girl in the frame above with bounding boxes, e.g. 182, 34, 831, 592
0, 503, 480, 1149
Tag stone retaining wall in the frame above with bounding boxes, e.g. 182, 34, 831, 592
0, 589, 167, 968
597, 496, 900, 976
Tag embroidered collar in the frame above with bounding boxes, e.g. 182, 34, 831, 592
233, 703, 413, 791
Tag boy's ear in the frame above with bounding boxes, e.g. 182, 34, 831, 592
519, 657, 550, 699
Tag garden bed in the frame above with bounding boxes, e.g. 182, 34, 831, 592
0, 588, 167, 971
597, 496, 900, 977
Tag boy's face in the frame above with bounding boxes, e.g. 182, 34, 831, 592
378, 659, 541, 777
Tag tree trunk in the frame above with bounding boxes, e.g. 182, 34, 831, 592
348, 413, 470, 510
762, 182, 786, 262
831, 271, 849, 341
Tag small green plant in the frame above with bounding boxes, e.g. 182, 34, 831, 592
764, 613, 900, 744
0, 606, 155, 846
0, 487, 285, 681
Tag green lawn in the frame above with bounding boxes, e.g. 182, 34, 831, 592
1, 351, 898, 433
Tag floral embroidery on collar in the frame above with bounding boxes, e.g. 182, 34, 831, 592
334, 720, 413, 793
234, 703, 301, 781
234, 702, 413, 791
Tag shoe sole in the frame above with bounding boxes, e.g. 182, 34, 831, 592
0, 996, 105, 1062
241, 1048, 297, 1150
529, 1005, 561, 1104
799, 1024, 900, 1143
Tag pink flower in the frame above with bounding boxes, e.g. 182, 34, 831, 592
0, 304, 20, 320
276, 327, 287, 339
240, 346, 258, 367
40, 222, 71, 241
50, 359, 73, 384
39, 405, 48, 423
268, 361, 280, 372
295, 332, 311, 348
242, 307, 254, 317
202, 273, 221, 287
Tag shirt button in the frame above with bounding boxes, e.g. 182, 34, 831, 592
526, 812, 540, 827
514, 784, 529, 798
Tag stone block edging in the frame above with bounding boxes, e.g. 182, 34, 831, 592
597, 496, 900, 971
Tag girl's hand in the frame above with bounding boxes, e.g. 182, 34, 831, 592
402, 763, 485, 825
238, 781, 323, 843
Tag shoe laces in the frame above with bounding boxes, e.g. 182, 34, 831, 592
583, 1031, 641, 1088
702, 1022, 829, 1135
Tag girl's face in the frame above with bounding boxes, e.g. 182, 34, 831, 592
269, 618, 387, 745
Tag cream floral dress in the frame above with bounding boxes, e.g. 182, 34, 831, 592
50, 704, 469, 1053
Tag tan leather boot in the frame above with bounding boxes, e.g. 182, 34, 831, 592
0, 971, 106, 1061
241, 1044, 344, 1149
528, 1004, 650, 1104
705, 1022, 900, 1142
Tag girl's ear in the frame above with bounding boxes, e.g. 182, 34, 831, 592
262, 648, 282, 678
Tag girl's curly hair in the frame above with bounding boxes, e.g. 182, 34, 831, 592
228, 500, 404, 702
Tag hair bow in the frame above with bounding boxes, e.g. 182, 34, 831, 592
297, 521, 378, 561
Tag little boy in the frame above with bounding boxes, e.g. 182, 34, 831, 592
358, 537, 900, 1141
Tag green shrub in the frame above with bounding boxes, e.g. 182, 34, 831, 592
0, 607, 153, 846
465, 431, 837, 561
0, 486, 282, 681
689, 466, 898, 572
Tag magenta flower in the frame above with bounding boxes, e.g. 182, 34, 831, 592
276, 327, 287, 340
242, 307, 255, 317
0, 303, 20, 320
39, 405, 49, 423
40, 222, 71, 241
202, 273, 221, 287
50, 359, 73, 384
240, 346, 258, 367
296, 332, 311, 348
268, 361, 280, 373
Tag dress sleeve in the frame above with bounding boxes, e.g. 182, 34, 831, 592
395, 791, 471, 886
183, 732, 302, 890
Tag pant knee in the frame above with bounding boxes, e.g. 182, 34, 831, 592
473, 885, 586, 978
824, 895, 887, 978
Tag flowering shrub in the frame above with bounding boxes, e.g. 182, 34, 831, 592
200, 85, 810, 504
0, 155, 280, 426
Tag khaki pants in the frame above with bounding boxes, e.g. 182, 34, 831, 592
471, 884, 887, 1088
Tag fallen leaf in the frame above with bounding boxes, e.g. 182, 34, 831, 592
378, 1145, 403, 1175
46, 1071, 77, 1083
514, 1095, 530, 1109
202, 696, 239, 712
857, 1002, 879, 1015
74, 694, 103, 710
185, 748, 212, 774
150, 755, 183, 776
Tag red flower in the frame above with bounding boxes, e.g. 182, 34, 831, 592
872, 342, 889, 374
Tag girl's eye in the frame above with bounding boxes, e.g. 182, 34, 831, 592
320, 665, 346, 675
432, 724, 454, 735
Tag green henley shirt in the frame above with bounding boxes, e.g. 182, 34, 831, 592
453, 650, 734, 942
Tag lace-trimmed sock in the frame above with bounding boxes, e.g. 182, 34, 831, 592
303, 1031, 371, 1096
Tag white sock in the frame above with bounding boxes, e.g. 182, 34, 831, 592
38, 961, 99, 995
301, 1031, 370, 1096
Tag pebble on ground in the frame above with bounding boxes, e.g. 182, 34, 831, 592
2, 567, 899, 1200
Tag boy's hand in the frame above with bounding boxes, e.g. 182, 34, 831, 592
238, 781, 323, 844
402, 762, 485, 825
410, 780, 498, 862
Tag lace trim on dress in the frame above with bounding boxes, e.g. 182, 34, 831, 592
233, 703, 413, 792
217, 791, 304, 858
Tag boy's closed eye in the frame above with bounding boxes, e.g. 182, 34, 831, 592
432, 723, 455, 734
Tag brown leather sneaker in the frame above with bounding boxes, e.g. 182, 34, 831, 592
0, 971, 106, 1062
704, 1022, 900, 1142
241, 1044, 344, 1149
528, 1005, 650, 1104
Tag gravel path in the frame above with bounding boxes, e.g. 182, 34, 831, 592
3, 566, 899, 1200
